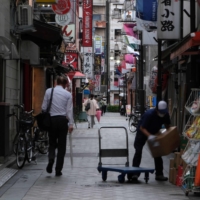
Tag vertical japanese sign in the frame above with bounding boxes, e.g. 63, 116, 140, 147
94, 36, 102, 54
83, 47, 93, 78
82, 0, 93, 47
101, 57, 105, 73
94, 75, 101, 92
94, 55, 101, 75
157, 0, 180, 39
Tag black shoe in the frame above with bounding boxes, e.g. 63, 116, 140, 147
155, 175, 168, 181
55, 171, 62, 176
46, 160, 54, 174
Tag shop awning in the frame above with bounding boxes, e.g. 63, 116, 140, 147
153, 42, 178, 61
68, 71, 86, 80
0, 36, 19, 60
21, 19, 62, 47
170, 31, 200, 60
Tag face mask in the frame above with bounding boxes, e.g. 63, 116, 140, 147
158, 113, 165, 118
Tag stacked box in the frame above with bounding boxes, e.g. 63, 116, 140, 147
169, 152, 186, 185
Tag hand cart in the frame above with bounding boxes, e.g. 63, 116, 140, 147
97, 126, 154, 183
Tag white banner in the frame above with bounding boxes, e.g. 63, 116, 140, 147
83, 47, 93, 78
94, 75, 101, 91
157, 0, 180, 39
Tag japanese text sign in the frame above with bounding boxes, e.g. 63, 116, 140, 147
157, 0, 180, 39
83, 47, 93, 78
82, 0, 93, 47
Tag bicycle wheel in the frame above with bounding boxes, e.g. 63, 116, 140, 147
37, 131, 49, 154
25, 131, 33, 163
129, 115, 138, 133
12, 133, 19, 155
16, 136, 26, 169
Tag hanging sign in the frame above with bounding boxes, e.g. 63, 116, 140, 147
82, 0, 93, 47
52, 0, 71, 15
55, 13, 71, 26
94, 75, 101, 92
83, 47, 93, 78
157, 0, 180, 39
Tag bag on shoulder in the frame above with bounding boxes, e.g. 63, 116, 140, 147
85, 100, 90, 111
36, 88, 54, 131
36, 112, 51, 131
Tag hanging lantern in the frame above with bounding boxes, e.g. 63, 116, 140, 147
125, 14, 132, 21
115, 35, 121, 42
114, 43, 119, 51
110, 50, 114, 60
121, 45, 127, 54
116, 56, 121, 63
112, 7, 121, 19
120, 54, 124, 61
114, 62, 118, 68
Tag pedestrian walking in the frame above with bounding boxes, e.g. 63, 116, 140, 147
99, 98, 105, 116
41, 75, 74, 176
84, 94, 99, 128
130, 100, 171, 181
102, 98, 107, 114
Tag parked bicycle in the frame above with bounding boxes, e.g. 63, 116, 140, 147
8, 104, 49, 169
127, 105, 152, 133
127, 105, 141, 133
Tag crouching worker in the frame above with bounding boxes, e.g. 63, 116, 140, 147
130, 100, 171, 181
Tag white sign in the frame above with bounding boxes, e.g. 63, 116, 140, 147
157, 0, 180, 39
94, 75, 101, 91
62, 24, 75, 43
94, 36, 102, 54
55, 13, 71, 26
83, 47, 93, 78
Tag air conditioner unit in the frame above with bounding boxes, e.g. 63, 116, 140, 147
17, 5, 33, 26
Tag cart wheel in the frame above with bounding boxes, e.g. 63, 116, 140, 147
144, 172, 149, 183
144, 177, 149, 183
127, 174, 132, 181
118, 174, 125, 183
185, 191, 189, 196
102, 171, 107, 181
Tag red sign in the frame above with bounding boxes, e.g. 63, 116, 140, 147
82, 0, 93, 47
62, 52, 78, 69
52, 0, 71, 15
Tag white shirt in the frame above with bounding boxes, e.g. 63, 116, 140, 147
42, 85, 74, 125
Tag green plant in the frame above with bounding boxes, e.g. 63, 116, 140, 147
107, 105, 119, 112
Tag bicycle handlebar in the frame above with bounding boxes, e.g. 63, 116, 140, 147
14, 104, 24, 110
24, 109, 34, 115
7, 113, 17, 118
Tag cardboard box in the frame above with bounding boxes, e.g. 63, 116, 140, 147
148, 126, 180, 158
169, 158, 174, 168
169, 168, 174, 183
174, 152, 181, 168
172, 168, 177, 185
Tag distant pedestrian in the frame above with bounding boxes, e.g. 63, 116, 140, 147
84, 94, 99, 128
99, 99, 105, 116
102, 98, 107, 114
42, 75, 74, 176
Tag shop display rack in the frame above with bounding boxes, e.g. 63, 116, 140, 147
182, 88, 200, 196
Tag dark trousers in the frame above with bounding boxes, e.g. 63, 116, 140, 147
103, 105, 107, 114
49, 116, 68, 172
132, 132, 163, 176
101, 107, 104, 116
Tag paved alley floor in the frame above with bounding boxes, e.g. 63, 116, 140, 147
0, 112, 199, 200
